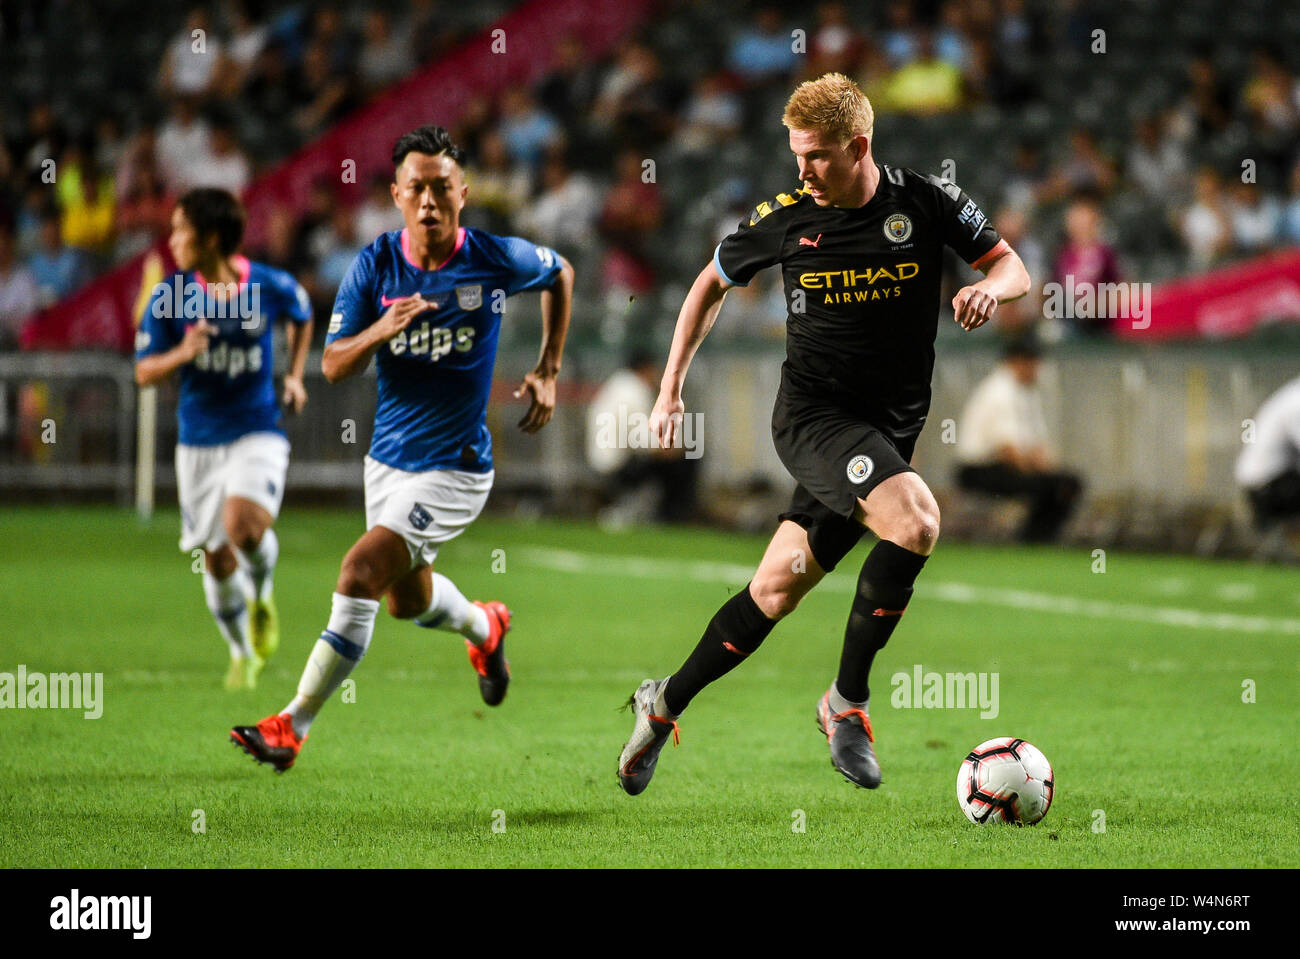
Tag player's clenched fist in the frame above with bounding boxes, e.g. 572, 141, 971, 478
514, 369, 556, 433
952, 285, 998, 331
650, 391, 685, 451
374, 295, 431, 340
281, 374, 308, 414
180, 319, 218, 361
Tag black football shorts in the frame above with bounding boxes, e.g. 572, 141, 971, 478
772, 400, 919, 573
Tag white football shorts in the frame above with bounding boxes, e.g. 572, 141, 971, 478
363, 455, 494, 568
176, 431, 290, 552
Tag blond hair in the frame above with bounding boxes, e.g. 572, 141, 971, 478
782, 72, 874, 145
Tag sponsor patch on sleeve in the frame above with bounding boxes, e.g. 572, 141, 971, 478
958, 198, 987, 237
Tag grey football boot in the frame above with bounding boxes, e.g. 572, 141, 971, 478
617, 678, 680, 796
816, 686, 882, 788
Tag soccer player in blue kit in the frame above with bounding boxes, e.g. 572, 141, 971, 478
232, 125, 573, 771
136, 188, 314, 690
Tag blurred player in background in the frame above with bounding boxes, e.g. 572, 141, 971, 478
1236, 375, 1300, 536
619, 74, 1030, 794
955, 333, 1083, 543
135, 188, 313, 690
585, 348, 701, 527
231, 125, 573, 771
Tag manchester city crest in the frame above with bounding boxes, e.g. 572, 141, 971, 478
847, 454, 874, 484
883, 213, 913, 244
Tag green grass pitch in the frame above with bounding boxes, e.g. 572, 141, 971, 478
1, 506, 1296, 867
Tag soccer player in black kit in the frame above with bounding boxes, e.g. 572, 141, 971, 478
618, 73, 1031, 793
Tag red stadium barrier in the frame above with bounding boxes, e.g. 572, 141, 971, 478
19, 249, 163, 352
20, 0, 655, 353
1122, 248, 1300, 340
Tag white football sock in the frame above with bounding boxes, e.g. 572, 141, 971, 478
413, 572, 489, 645
204, 569, 253, 659
238, 527, 278, 602
829, 681, 869, 715
282, 592, 380, 739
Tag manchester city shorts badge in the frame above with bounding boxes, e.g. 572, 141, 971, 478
883, 213, 913, 243
847, 454, 874, 484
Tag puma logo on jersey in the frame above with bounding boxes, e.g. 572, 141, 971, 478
799, 234, 823, 248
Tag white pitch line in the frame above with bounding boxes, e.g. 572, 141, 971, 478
516, 546, 1299, 636
1213, 582, 1257, 602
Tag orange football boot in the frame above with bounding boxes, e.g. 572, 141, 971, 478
467, 601, 512, 706
230, 713, 305, 772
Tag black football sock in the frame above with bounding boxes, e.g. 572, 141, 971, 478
663, 583, 776, 715
836, 540, 929, 704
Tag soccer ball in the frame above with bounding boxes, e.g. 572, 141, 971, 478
956, 737, 1055, 825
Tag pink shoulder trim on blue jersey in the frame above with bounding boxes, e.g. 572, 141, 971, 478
400, 227, 466, 271
194, 255, 252, 292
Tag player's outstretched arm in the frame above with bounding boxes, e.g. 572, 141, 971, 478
135, 320, 216, 386
515, 254, 574, 433
321, 295, 430, 383
282, 314, 314, 413
650, 262, 730, 450
952, 245, 1031, 332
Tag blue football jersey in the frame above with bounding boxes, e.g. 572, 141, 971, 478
136, 257, 312, 446
326, 227, 562, 473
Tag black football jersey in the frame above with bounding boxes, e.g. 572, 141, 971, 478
714, 162, 1004, 433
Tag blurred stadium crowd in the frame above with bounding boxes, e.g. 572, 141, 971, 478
1, 0, 1299, 350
